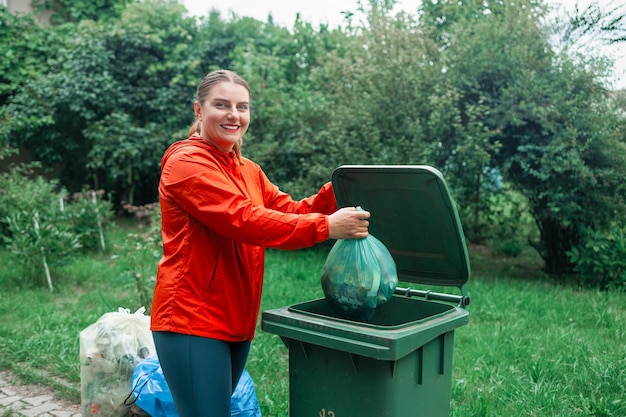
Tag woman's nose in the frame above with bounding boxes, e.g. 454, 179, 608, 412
227, 106, 238, 119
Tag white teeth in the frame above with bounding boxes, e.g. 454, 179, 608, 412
222, 125, 238, 131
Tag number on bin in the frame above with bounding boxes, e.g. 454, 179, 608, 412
319, 409, 336, 417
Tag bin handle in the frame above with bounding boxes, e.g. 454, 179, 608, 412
394, 286, 471, 308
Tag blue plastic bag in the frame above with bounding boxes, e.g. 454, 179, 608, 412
128, 356, 262, 417
230, 369, 261, 417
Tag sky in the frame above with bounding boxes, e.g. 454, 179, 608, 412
181, 0, 625, 89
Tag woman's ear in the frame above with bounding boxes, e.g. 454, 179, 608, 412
193, 101, 202, 119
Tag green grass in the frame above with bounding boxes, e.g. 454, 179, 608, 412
0, 225, 624, 417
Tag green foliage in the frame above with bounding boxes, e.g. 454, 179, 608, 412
467, 185, 539, 257
567, 226, 626, 290
421, 0, 626, 277
0, 161, 114, 288
505, 74, 626, 274
84, 114, 169, 206
0, 145, 17, 165
2, 0, 200, 202
234, 20, 352, 197
116, 205, 162, 312
196, 11, 268, 73
0, 165, 81, 288
32, 0, 135, 24
3, 210, 82, 289
2, 0, 626, 286
0, 160, 56, 236
0, 8, 59, 106
63, 189, 115, 252
555, 0, 626, 47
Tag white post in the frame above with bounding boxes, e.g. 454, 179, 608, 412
92, 191, 106, 252
33, 213, 53, 291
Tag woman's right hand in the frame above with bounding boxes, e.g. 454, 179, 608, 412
328, 207, 370, 240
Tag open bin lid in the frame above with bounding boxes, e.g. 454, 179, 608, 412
332, 165, 470, 294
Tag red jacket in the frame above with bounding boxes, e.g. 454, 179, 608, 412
150, 134, 337, 341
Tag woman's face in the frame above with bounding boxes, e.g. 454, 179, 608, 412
194, 81, 250, 152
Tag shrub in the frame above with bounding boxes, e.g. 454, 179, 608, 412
3, 210, 82, 289
482, 187, 539, 258
0, 160, 55, 238
64, 189, 114, 252
0, 160, 114, 288
116, 204, 161, 311
567, 225, 626, 290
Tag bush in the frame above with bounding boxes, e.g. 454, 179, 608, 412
0, 160, 114, 289
116, 204, 161, 311
480, 187, 539, 258
567, 225, 626, 290
3, 210, 82, 289
64, 189, 114, 252
0, 160, 55, 237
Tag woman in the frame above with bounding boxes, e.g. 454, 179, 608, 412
150, 69, 370, 417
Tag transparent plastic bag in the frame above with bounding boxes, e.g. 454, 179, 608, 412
321, 233, 398, 321
79, 307, 155, 417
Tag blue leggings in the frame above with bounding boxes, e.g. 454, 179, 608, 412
152, 331, 251, 417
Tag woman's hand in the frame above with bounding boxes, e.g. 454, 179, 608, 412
328, 207, 370, 240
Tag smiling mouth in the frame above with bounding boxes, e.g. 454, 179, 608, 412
222, 124, 240, 131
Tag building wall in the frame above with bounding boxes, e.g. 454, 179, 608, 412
4, 0, 52, 23
6, 0, 34, 14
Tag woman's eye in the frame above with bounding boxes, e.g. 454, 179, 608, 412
237, 104, 249, 112
215, 102, 227, 108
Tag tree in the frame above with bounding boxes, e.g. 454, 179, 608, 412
2, 0, 201, 205
427, 0, 626, 274
31, 0, 136, 24
195, 10, 268, 74
3, 0, 625, 286
0, 8, 59, 107
231, 18, 352, 197
502, 68, 626, 274
259, 0, 497, 203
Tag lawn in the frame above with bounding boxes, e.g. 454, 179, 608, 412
0, 223, 624, 416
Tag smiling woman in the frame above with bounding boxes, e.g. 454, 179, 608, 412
149, 69, 372, 417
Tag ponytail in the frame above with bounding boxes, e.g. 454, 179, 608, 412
233, 142, 242, 163
188, 119, 201, 137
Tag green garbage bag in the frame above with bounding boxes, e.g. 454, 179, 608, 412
321, 234, 398, 321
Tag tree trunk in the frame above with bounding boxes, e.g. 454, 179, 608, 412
534, 218, 577, 275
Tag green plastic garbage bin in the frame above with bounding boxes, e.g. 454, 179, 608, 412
261, 165, 471, 417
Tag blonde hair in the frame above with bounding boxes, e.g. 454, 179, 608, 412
189, 70, 250, 161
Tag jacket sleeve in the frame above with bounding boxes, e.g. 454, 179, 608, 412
160, 154, 333, 250
259, 170, 338, 216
